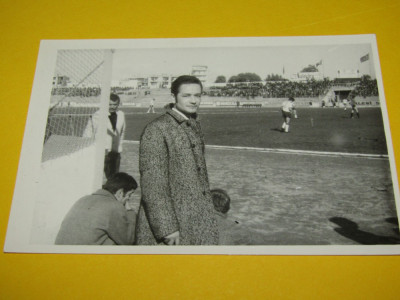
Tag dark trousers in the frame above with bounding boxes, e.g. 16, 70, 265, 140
104, 151, 121, 179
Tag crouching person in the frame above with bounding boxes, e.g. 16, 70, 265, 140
55, 172, 138, 245
211, 188, 238, 245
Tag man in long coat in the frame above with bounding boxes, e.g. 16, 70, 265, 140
135, 75, 219, 245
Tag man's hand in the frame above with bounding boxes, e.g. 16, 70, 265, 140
163, 231, 180, 245
124, 200, 137, 211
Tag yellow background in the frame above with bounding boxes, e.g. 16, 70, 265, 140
1, 0, 400, 299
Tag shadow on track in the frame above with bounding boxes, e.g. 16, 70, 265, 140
386, 217, 400, 235
329, 217, 400, 245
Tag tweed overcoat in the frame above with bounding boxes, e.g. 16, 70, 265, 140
135, 107, 219, 245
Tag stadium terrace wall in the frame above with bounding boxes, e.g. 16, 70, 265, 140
116, 95, 380, 108
199, 96, 380, 108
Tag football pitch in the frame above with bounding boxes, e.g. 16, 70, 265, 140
124, 106, 388, 154
120, 106, 399, 245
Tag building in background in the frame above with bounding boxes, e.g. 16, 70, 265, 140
290, 71, 323, 82
191, 65, 208, 85
53, 75, 69, 87
112, 65, 209, 90
336, 69, 360, 79
112, 74, 179, 89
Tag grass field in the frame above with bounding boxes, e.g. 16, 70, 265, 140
120, 106, 399, 245
123, 106, 388, 154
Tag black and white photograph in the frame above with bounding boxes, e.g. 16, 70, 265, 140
4, 35, 400, 254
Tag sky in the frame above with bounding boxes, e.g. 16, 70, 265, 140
111, 43, 375, 83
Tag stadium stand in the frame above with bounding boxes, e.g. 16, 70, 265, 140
107, 78, 380, 108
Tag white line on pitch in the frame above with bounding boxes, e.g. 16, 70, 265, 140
122, 140, 387, 159
206, 145, 388, 159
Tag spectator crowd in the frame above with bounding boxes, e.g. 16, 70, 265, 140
205, 78, 379, 99
51, 86, 101, 97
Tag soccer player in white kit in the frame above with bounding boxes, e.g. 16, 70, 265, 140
342, 98, 348, 111
281, 97, 297, 133
147, 98, 156, 113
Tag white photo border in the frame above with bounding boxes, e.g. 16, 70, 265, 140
4, 34, 400, 255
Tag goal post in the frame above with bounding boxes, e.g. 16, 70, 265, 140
29, 49, 113, 245
93, 49, 113, 189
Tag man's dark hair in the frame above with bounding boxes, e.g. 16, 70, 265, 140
211, 188, 231, 214
171, 75, 203, 98
103, 172, 138, 195
110, 93, 120, 103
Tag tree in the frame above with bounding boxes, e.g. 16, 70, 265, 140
301, 65, 318, 73
228, 75, 238, 83
215, 75, 226, 83
360, 74, 372, 81
265, 74, 287, 81
228, 72, 262, 83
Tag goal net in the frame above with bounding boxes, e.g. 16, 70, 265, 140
42, 50, 106, 161
30, 49, 113, 244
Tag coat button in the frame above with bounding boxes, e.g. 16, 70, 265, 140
191, 144, 195, 148
202, 191, 206, 195
197, 167, 201, 171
